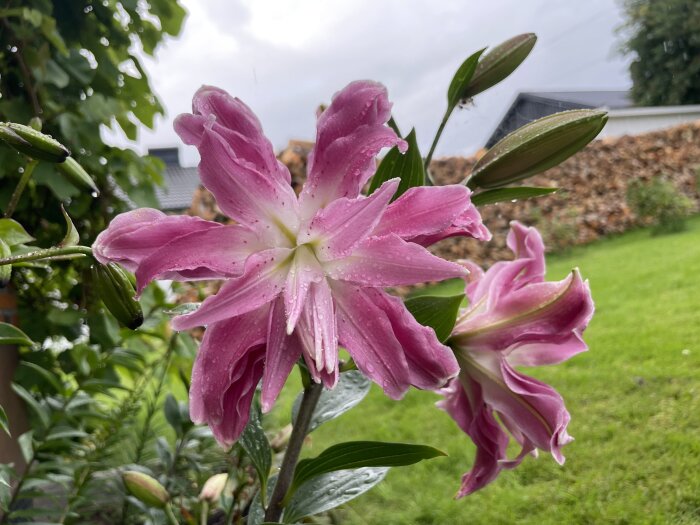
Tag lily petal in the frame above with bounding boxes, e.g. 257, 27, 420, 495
283, 245, 324, 334
437, 378, 509, 497
300, 179, 399, 260
93, 208, 221, 272
325, 234, 468, 286
296, 279, 339, 385
189, 307, 268, 447
171, 248, 292, 330
332, 281, 412, 399
262, 297, 304, 412
177, 85, 290, 184
177, 118, 298, 246
366, 289, 458, 390
134, 224, 264, 294
374, 185, 491, 245
299, 80, 406, 216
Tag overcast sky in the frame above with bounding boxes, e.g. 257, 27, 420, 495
124, 0, 632, 166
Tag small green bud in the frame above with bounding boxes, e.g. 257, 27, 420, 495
0, 123, 70, 163
91, 263, 143, 329
28, 117, 42, 131
123, 471, 169, 509
57, 157, 100, 195
469, 109, 608, 189
0, 240, 11, 287
461, 33, 537, 100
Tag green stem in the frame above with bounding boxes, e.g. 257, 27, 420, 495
0, 246, 92, 266
200, 501, 209, 525
263, 381, 323, 522
423, 109, 454, 185
164, 503, 180, 525
4, 160, 37, 218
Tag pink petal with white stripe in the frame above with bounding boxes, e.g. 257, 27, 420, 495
325, 234, 468, 286
171, 248, 292, 330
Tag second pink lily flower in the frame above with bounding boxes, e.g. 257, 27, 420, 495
93, 80, 490, 446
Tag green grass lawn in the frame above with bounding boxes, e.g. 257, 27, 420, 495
272, 216, 700, 524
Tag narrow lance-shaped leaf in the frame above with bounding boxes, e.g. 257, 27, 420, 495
0, 405, 9, 436
461, 33, 537, 99
471, 186, 558, 206
18, 361, 63, 393
290, 441, 446, 494
291, 370, 370, 433
468, 109, 608, 189
0, 322, 35, 346
0, 240, 10, 286
446, 48, 486, 112
368, 128, 424, 199
11, 384, 49, 430
58, 205, 79, 247
283, 467, 388, 523
404, 293, 465, 342
239, 402, 272, 500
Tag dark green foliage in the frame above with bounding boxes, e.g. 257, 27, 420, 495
621, 0, 700, 106
626, 177, 693, 234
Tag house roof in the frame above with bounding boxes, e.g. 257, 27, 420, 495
149, 148, 201, 211
518, 91, 632, 110
485, 90, 632, 147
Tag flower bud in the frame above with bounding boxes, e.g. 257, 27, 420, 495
28, 117, 42, 131
461, 33, 537, 100
91, 263, 143, 329
58, 157, 100, 195
468, 109, 608, 189
122, 471, 169, 509
199, 473, 229, 503
0, 240, 11, 287
0, 123, 70, 163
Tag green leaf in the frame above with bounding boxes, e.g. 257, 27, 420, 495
19, 361, 63, 393
11, 384, 49, 430
58, 205, 79, 247
446, 48, 486, 112
291, 441, 446, 494
283, 467, 388, 523
403, 293, 465, 342
292, 371, 370, 433
471, 186, 558, 206
0, 405, 9, 436
0, 322, 35, 346
18, 431, 34, 463
239, 403, 272, 500
367, 128, 424, 199
0, 219, 34, 246
0, 469, 11, 512
163, 393, 185, 436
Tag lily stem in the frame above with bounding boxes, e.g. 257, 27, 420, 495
0, 245, 92, 266
263, 380, 323, 522
4, 160, 37, 218
423, 110, 453, 186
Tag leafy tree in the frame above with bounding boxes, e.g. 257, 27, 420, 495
0, 0, 184, 346
621, 0, 700, 106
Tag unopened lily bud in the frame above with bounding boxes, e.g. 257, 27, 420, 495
0, 123, 70, 163
123, 471, 169, 509
58, 157, 100, 195
461, 33, 537, 100
469, 109, 608, 189
199, 473, 228, 503
0, 240, 11, 287
91, 263, 143, 329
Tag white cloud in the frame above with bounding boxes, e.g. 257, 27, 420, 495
124, 0, 630, 166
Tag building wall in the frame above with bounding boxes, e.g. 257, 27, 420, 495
600, 108, 700, 139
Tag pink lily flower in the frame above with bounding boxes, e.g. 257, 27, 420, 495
437, 221, 594, 497
93, 80, 490, 447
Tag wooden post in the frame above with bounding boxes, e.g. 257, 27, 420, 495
0, 286, 30, 474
